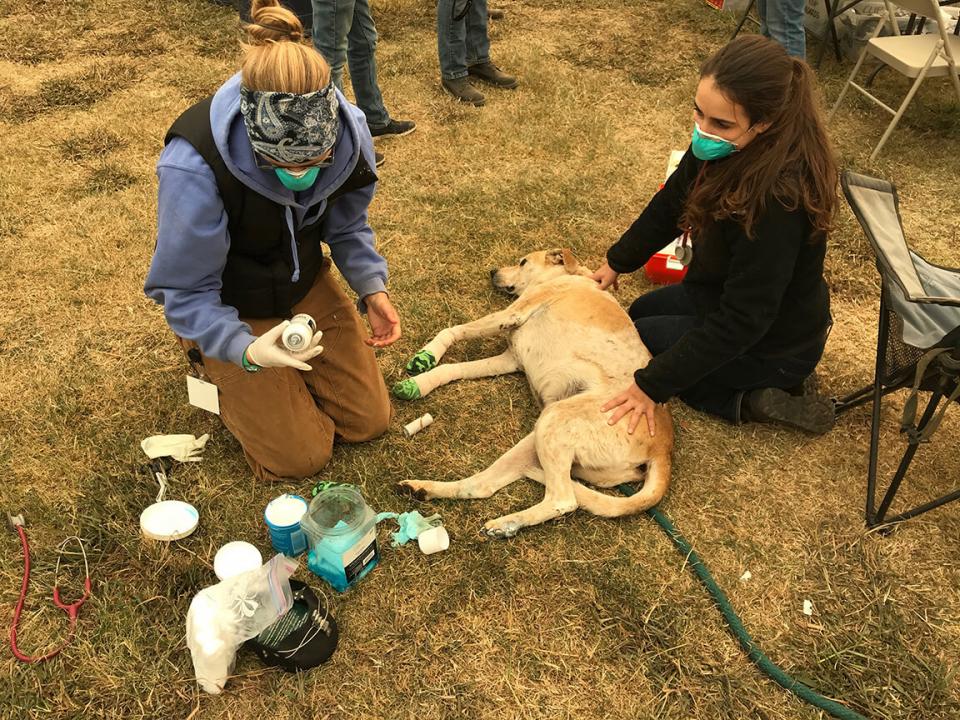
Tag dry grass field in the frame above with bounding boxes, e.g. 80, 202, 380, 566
1, 1, 958, 718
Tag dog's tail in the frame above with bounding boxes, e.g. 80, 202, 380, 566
572, 448, 672, 518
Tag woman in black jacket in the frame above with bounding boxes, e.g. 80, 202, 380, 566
592, 36, 837, 436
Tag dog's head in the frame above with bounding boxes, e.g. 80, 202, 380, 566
490, 248, 590, 295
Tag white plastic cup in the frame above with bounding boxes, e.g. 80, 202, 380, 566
417, 525, 449, 555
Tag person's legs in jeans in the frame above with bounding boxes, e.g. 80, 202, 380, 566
756, 0, 807, 60
437, 0, 469, 80
346, 0, 390, 129
629, 284, 700, 355
464, 0, 491, 68
312, 0, 353, 91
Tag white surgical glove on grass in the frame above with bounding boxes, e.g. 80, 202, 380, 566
141, 433, 210, 462
245, 321, 324, 371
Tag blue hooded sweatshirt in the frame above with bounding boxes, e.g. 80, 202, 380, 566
144, 72, 387, 367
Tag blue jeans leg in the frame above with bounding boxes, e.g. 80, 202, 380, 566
312, 0, 389, 128
346, 0, 390, 128
312, 0, 352, 90
465, 0, 491, 67
757, 0, 807, 60
437, 0, 490, 79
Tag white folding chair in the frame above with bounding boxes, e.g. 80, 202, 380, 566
829, 0, 960, 160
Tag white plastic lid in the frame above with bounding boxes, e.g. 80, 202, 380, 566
140, 500, 199, 541
213, 541, 263, 580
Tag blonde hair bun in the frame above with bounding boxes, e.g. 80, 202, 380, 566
240, 0, 331, 94
244, 0, 304, 45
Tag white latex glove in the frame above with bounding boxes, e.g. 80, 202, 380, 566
141, 433, 210, 462
246, 321, 324, 371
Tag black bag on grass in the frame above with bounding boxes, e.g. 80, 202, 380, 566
246, 579, 338, 672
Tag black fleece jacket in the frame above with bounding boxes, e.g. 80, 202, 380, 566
607, 148, 831, 404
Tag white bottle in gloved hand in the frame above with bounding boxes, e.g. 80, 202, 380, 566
282, 313, 317, 351
245, 321, 324, 372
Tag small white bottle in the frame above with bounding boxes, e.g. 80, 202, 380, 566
282, 313, 317, 351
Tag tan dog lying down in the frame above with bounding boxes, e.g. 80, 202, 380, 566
392, 249, 673, 538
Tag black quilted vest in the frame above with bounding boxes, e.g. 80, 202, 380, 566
164, 96, 377, 318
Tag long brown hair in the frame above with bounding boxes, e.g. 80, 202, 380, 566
240, 0, 331, 93
681, 36, 838, 241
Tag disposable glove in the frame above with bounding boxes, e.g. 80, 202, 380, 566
376, 510, 443, 546
246, 321, 324, 371
141, 433, 210, 462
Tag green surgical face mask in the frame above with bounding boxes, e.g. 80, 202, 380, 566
275, 166, 321, 191
691, 122, 739, 161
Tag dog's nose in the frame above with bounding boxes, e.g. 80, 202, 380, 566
489, 269, 498, 279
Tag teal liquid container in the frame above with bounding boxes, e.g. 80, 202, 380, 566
300, 485, 379, 592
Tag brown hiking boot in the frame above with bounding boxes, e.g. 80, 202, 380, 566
745, 387, 835, 435
467, 62, 518, 89
441, 77, 485, 106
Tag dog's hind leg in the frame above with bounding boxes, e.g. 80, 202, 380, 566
482, 408, 579, 539
398, 433, 537, 500
393, 350, 519, 400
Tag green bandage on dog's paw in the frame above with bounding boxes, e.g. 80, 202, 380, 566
392, 379, 422, 401
405, 350, 437, 376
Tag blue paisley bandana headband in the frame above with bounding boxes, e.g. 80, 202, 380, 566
240, 82, 340, 165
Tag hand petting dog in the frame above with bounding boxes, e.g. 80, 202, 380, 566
602, 383, 657, 437
589, 261, 620, 291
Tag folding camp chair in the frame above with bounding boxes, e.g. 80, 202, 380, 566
835, 171, 960, 528
829, 0, 960, 160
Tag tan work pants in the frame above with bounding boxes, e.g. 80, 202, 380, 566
178, 262, 391, 481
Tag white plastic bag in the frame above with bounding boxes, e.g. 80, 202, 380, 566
186, 553, 297, 694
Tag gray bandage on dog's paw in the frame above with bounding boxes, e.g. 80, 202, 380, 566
405, 350, 437, 376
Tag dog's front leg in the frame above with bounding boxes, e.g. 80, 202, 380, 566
393, 351, 519, 400
404, 304, 539, 376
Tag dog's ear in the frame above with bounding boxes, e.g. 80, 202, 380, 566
561, 248, 579, 274
546, 248, 565, 265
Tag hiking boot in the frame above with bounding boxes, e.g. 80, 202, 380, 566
369, 118, 417, 138
441, 77, 485, 106
488, 8, 506, 19
745, 387, 835, 435
374, 151, 385, 168
467, 62, 518, 89
786, 371, 819, 397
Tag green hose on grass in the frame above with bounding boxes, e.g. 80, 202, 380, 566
617, 484, 867, 720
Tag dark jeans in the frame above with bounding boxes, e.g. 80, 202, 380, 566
629, 284, 824, 423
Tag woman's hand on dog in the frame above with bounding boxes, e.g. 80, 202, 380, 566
364, 291, 402, 348
589, 262, 620, 291
602, 382, 656, 436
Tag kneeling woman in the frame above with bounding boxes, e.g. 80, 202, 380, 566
145, 0, 399, 481
593, 36, 837, 436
